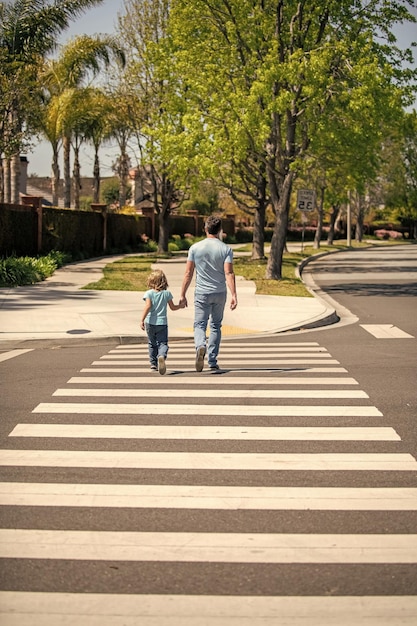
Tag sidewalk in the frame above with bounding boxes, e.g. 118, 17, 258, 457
0, 246, 336, 347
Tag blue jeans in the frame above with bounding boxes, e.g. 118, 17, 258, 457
145, 323, 169, 366
194, 291, 227, 367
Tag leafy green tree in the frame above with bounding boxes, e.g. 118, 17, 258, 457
101, 177, 120, 205
181, 181, 220, 216
161, 0, 416, 277
382, 112, 417, 238
118, 0, 186, 253
398, 112, 417, 238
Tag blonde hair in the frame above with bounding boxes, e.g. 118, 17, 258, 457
147, 269, 168, 291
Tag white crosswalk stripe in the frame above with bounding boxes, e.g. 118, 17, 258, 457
1, 450, 415, 470
81, 366, 349, 372
0, 483, 415, 510
1, 593, 416, 626
69, 375, 358, 384
2, 529, 417, 563
32, 402, 382, 416
2, 340, 416, 624
10, 424, 396, 440
52, 387, 368, 398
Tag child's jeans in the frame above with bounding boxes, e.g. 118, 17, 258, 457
145, 323, 169, 366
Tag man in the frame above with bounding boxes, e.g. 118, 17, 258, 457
179, 215, 238, 371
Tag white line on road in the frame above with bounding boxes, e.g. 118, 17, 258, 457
80, 367, 349, 373
32, 403, 382, 416
98, 355, 338, 361
0, 483, 414, 510
360, 324, 414, 339
1, 529, 417, 563
9, 424, 397, 441
1, 592, 416, 626
0, 349, 33, 363
69, 376, 357, 385
0, 450, 414, 470
111, 347, 329, 353
114, 342, 321, 349
52, 388, 368, 399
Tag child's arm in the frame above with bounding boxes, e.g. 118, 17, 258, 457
168, 299, 184, 311
141, 298, 152, 330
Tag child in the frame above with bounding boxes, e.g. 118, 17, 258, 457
141, 269, 183, 375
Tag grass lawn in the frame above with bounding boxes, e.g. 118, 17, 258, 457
82, 240, 409, 297
83, 255, 154, 291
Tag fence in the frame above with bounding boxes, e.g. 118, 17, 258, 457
0, 202, 236, 258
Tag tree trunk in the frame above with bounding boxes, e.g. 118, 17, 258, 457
0, 160, 3, 203
355, 197, 365, 242
3, 159, 11, 203
118, 150, 130, 208
157, 210, 170, 254
157, 172, 176, 254
327, 204, 340, 244
63, 135, 71, 208
72, 145, 81, 210
252, 204, 266, 259
93, 147, 100, 204
51, 144, 60, 207
10, 153, 20, 204
251, 171, 267, 260
265, 171, 294, 280
313, 186, 325, 249
335, 209, 344, 237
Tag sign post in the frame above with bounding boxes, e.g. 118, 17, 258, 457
297, 190, 315, 252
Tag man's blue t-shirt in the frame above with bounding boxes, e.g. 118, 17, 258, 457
143, 289, 173, 325
188, 238, 233, 295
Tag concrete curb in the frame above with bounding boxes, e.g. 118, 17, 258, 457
298, 248, 358, 329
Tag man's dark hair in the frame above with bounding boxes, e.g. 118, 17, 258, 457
205, 215, 222, 235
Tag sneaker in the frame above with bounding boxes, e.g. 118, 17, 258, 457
158, 355, 166, 375
209, 364, 220, 371
150, 364, 157, 371
195, 346, 206, 372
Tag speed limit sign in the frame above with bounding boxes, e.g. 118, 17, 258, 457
297, 189, 315, 211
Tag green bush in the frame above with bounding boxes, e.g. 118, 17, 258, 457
143, 239, 158, 252
0, 251, 70, 287
169, 235, 194, 251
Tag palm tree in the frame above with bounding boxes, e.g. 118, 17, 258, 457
105, 87, 141, 209
81, 89, 114, 203
41, 34, 125, 207
39, 94, 64, 206
0, 0, 105, 203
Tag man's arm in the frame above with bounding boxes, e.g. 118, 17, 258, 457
225, 261, 237, 310
179, 260, 195, 308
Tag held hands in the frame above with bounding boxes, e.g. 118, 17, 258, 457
179, 296, 188, 309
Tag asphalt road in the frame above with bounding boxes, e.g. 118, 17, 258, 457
0, 243, 416, 624
302, 243, 417, 457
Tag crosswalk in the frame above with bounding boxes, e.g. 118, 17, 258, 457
1, 339, 417, 624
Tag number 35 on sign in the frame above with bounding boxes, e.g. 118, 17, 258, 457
297, 189, 316, 211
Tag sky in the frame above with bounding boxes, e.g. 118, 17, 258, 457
27, 0, 417, 178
